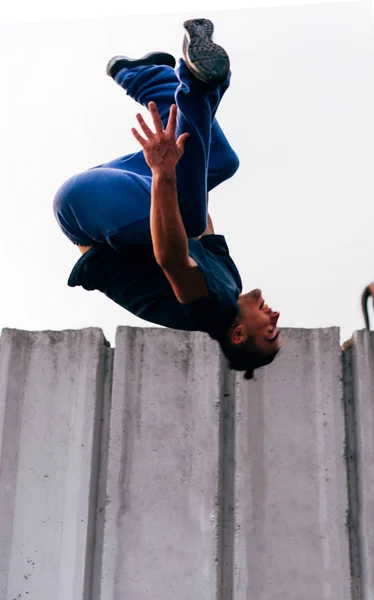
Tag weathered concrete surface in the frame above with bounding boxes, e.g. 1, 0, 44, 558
234, 328, 351, 599
0, 328, 111, 600
3, 326, 374, 599
350, 330, 374, 600
99, 327, 222, 600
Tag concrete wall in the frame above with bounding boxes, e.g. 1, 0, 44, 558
0, 326, 373, 600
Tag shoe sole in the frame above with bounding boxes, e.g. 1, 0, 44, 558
106, 52, 176, 77
183, 19, 229, 84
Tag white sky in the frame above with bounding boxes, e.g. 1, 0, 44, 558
1, 0, 374, 345
0, 0, 365, 22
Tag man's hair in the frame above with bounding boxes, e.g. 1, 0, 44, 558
216, 332, 279, 380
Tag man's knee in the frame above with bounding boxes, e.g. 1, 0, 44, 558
225, 150, 240, 180
186, 215, 207, 240
212, 149, 239, 186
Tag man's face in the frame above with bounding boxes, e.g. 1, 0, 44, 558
237, 288, 281, 354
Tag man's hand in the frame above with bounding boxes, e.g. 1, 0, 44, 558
131, 102, 189, 175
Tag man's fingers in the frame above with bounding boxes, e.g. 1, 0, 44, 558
176, 132, 190, 152
136, 113, 154, 139
131, 127, 147, 147
165, 104, 177, 135
148, 101, 163, 134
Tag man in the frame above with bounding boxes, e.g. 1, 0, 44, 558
53, 18, 281, 380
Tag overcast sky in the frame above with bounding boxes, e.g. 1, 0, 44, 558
0, 0, 364, 22
0, 0, 373, 345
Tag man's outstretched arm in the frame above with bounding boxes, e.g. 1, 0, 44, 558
132, 101, 190, 267
150, 168, 189, 267
132, 101, 209, 303
149, 167, 210, 303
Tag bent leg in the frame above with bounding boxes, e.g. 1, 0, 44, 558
53, 168, 153, 249
172, 60, 231, 237
207, 120, 239, 191
106, 64, 239, 189
53, 62, 237, 250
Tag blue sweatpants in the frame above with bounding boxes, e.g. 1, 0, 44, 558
53, 59, 239, 249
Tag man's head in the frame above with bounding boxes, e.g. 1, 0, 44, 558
218, 289, 281, 380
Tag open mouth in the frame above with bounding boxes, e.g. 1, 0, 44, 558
269, 330, 280, 343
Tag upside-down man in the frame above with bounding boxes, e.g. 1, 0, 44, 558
53, 18, 281, 379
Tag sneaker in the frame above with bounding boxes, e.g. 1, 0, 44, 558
106, 52, 176, 79
182, 18, 230, 85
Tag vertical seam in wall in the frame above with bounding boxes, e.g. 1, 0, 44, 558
342, 347, 362, 600
87, 345, 114, 600
217, 356, 236, 600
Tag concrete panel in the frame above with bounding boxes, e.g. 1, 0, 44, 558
0, 328, 110, 600
99, 327, 222, 600
234, 328, 351, 600
350, 330, 374, 600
